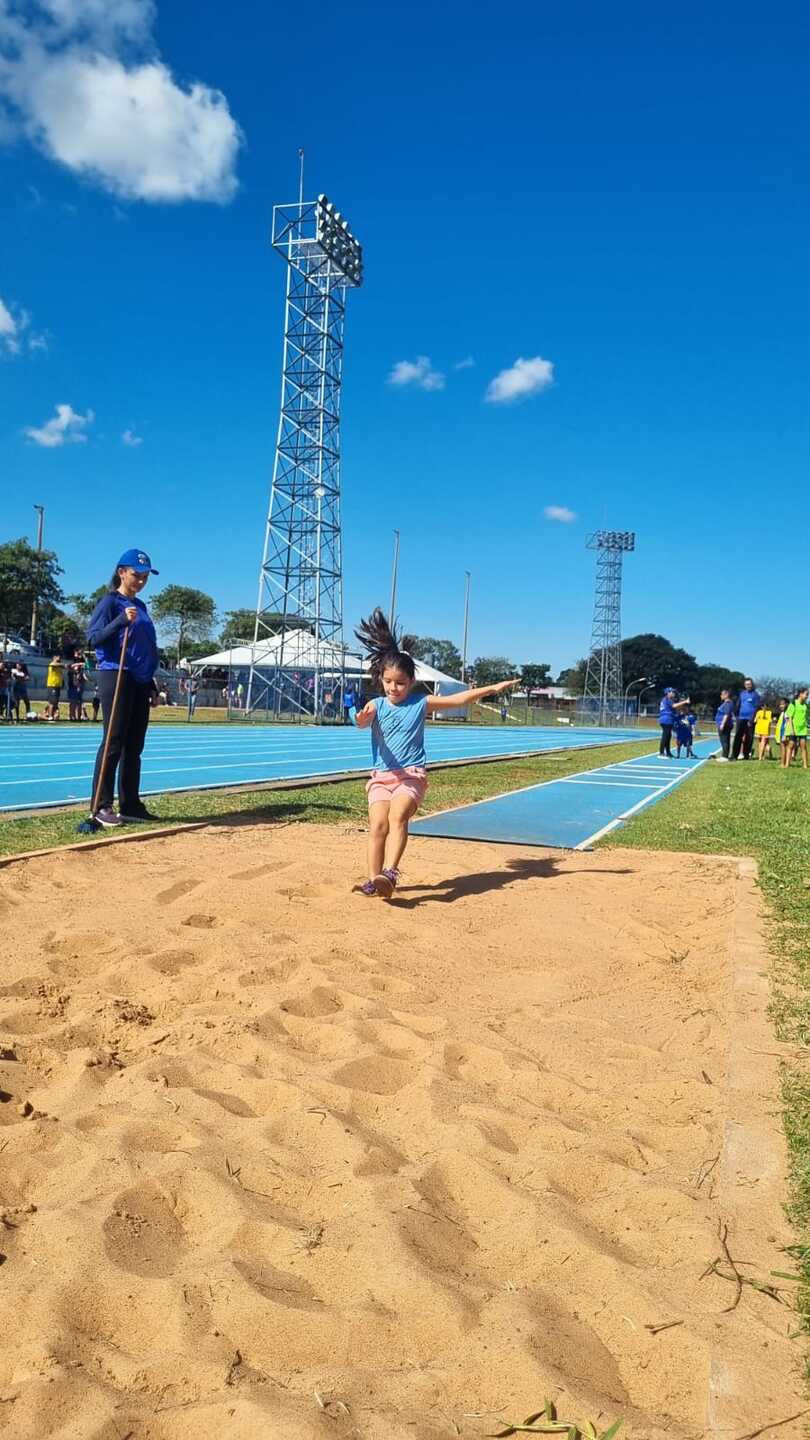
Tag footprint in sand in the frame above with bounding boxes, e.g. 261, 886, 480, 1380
181, 913, 219, 930
192, 1088, 256, 1117
147, 947, 201, 976
227, 862, 292, 881
280, 987, 345, 1018
231, 1258, 323, 1312
331, 1055, 417, 1095
154, 877, 202, 907
103, 1183, 187, 1278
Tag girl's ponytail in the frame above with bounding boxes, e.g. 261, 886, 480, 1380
355, 608, 416, 684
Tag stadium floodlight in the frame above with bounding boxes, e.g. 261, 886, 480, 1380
250, 188, 365, 719
581, 526, 637, 727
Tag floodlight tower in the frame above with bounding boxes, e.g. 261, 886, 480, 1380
249, 192, 363, 717
582, 530, 636, 725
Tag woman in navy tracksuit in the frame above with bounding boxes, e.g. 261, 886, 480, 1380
86, 548, 160, 827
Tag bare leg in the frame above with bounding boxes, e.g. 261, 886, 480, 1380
801, 740, 808, 771
367, 801, 390, 879
385, 793, 419, 872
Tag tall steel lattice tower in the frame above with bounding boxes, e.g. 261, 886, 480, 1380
249, 192, 363, 717
582, 530, 636, 725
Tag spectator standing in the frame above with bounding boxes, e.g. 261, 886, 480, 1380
0, 658, 11, 721
67, 654, 87, 722
186, 674, 199, 721
730, 678, 761, 761
785, 688, 809, 771
11, 659, 31, 721
658, 687, 690, 757
754, 702, 774, 761
86, 547, 161, 827
775, 698, 791, 767
45, 654, 64, 720
714, 689, 735, 761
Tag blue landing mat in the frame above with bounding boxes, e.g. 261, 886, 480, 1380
410, 739, 717, 850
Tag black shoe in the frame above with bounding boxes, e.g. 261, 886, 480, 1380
120, 807, 161, 823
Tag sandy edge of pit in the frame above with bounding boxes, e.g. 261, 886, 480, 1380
705, 856, 805, 1436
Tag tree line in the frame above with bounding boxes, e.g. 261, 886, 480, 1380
3, 537, 799, 704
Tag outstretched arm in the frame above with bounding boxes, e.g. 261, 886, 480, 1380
427, 678, 519, 713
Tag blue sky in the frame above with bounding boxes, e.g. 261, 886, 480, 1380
1, 0, 808, 677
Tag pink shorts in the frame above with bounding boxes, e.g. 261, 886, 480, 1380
366, 767, 428, 808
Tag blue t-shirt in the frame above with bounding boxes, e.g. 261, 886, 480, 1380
370, 693, 428, 770
715, 699, 734, 728
737, 688, 761, 721
87, 592, 158, 684
659, 695, 677, 725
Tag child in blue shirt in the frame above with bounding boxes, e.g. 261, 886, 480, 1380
352, 608, 517, 897
674, 714, 695, 758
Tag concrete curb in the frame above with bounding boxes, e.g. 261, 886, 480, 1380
706, 857, 806, 1435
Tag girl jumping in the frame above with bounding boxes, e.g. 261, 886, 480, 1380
352, 609, 518, 898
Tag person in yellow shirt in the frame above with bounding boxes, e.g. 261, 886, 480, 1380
754, 703, 774, 761
45, 655, 64, 721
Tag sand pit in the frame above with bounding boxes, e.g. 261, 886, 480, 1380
0, 822, 799, 1439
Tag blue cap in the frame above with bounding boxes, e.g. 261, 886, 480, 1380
117, 548, 159, 575
665, 687, 677, 696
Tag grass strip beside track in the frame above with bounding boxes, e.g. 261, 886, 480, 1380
0, 736, 659, 859
604, 756, 810, 1363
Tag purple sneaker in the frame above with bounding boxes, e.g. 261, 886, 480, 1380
373, 868, 400, 899
359, 880, 377, 896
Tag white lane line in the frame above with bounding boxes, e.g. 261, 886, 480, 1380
559, 779, 661, 789
574, 751, 715, 849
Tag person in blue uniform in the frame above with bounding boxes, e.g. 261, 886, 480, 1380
658, 687, 690, 757
86, 549, 161, 827
730, 678, 761, 761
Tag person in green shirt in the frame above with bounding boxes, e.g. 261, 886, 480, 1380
786, 687, 809, 770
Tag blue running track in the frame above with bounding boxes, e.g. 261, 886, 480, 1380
411, 738, 717, 850
0, 722, 653, 814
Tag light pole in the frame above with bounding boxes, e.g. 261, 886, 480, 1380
314, 485, 326, 717
638, 681, 657, 720
389, 529, 400, 626
623, 675, 647, 721
29, 504, 45, 646
461, 571, 471, 684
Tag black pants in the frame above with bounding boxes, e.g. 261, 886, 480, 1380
659, 723, 673, 756
731, 718, 754, 760
91, 670, 152, 811
718, 725, 732, 758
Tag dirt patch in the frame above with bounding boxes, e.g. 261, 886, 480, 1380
0, 823, 798, 1438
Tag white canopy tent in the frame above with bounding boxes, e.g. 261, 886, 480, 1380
189, 631, 467, 711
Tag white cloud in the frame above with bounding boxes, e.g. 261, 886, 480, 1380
25, 402, 93, 446
453, 355, 475, 370
544, 505, 577, 523
387, 356, 445, 392
0, 1, 241, 203
0, 294, 46, 355
485, 355, 555, 404
122, 426, 142, 446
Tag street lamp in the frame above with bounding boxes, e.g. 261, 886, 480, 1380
389, 529, 400, 625
623, 675, 647, 720
461, 571, 471, 684
30, 504, 44, 646
638, 681, 657, 719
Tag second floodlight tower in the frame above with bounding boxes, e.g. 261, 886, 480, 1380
250, 193, 363, 716
582, 529, 636, 725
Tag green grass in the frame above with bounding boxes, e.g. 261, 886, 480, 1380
605, 754, 810, 1342
0, 735, 659, 859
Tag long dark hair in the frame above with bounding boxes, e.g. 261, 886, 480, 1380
354, 608, 416, 685
107, 568, 123, 591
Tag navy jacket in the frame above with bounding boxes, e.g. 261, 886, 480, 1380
87, 592, 158, 684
